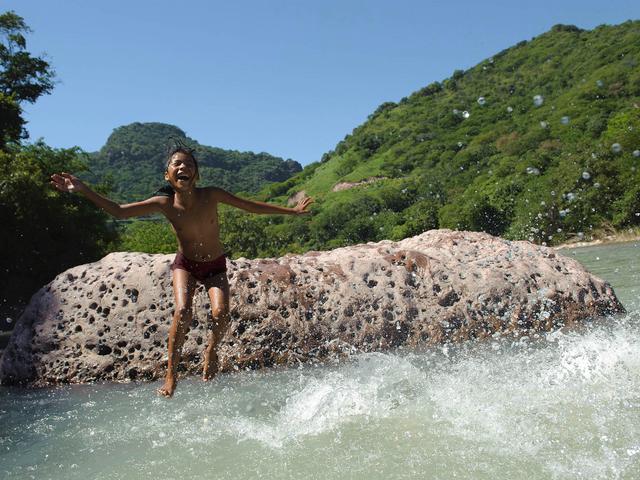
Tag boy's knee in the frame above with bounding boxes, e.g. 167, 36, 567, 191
211, 306, 229, 320
175, 305, 192, 321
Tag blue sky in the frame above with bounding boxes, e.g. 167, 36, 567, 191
4, 0, 639, 165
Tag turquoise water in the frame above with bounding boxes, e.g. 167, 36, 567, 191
560, 241, 639, 311
1, 241, 639, 479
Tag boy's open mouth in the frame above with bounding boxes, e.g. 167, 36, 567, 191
176, 174, 190, 181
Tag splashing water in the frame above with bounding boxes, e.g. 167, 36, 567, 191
1, 243, 639, 480
533, 94, 544, 107
2, 319, 639, 479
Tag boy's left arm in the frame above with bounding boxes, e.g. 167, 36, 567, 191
210, 187, 313, 215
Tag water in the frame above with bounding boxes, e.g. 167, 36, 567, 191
562, 241, 639, 311
1, 242, 639, 479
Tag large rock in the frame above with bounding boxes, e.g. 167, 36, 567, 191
0, 230, 624, 386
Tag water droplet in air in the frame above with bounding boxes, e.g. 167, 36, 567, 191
594, 182, 601, 188
633, 150, 640, 157
540, 121, 548, 129
462, 111, 470, 119
457, 141, 464, 148
452, 109, 460, 115
533, 95, 544, 107
596, 80, 604, 87
566, 192, 576, 202
582, 171, 591, 180
560, 116, 570, 125
526, 167, 540, 175
477, 97, 486, 105
611, 143, 622, 153
507, 106, 513, 113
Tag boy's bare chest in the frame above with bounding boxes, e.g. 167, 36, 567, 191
167, 203, 219, 233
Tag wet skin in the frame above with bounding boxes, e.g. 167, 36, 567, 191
51, 152, 313, 397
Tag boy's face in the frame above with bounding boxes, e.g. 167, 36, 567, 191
165, 152, 198, 190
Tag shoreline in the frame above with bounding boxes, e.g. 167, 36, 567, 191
554, 231, 640, 250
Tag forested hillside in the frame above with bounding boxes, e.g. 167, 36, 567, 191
83, 122, 302, 202
207, 21, 639, 258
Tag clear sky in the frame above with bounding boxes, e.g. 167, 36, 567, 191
4, 0, 639, 165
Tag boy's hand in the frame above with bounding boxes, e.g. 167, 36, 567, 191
293, 196, 314, 215
50, 172, 86, 194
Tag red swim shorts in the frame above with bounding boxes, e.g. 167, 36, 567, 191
170, 251, 227, 282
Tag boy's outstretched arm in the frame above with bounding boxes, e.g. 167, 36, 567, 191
51, 172, 165, 219
211, 187, 313, 215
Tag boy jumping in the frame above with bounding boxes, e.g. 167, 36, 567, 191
51, 145, 313, 397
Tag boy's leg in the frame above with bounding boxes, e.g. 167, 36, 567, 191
158, 268, 196, 397
202, 271, 230, 381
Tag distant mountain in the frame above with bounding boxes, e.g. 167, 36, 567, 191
83, 122, 302, 202
217, 21, 640, 257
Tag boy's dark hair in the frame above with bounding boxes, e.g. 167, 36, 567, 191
152, 137, 200, 197
152, 184, 175, 197
165, 137, 199, 176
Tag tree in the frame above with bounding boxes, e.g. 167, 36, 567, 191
0, 10, 55, 147
0, 143, 118, 310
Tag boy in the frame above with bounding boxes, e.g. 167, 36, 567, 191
51, 146, 313, 397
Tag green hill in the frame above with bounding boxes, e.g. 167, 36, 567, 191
83, 122, 302, 202
116, 21, 640, 258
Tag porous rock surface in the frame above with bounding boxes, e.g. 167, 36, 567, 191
0, 230, 624, 386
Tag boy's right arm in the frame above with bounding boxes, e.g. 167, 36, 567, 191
51, 172, 166, 219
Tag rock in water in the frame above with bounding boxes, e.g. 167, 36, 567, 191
0, 230, 624, 385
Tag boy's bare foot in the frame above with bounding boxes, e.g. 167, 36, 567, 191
157, 375, 176, 397
202, 350, 218, 381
